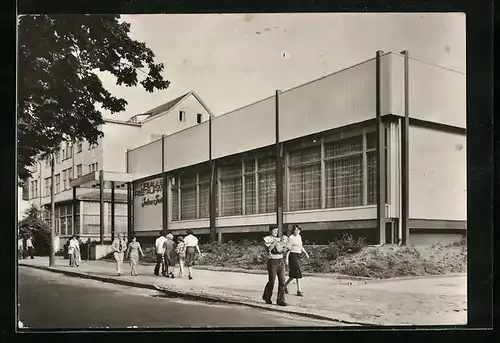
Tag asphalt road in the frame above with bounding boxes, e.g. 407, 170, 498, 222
17, 266, 342, 329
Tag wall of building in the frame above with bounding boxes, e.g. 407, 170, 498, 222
101, 121, 151, 173
389, 53, 466, 128
141, 93, 211, 137
409, 125, 466, 221
409, 232, 465, 245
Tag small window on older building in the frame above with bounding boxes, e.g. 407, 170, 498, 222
179, 111, 186, 122
197, 113, 202, 123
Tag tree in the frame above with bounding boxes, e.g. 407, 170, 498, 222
18, 203, 51, 256
18, 14, 170, 181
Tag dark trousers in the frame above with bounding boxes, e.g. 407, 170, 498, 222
263, 258, 286, 304
154, 253, 165, 275
28, 247, 34, 259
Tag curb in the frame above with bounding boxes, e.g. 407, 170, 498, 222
19, 263, 368, 326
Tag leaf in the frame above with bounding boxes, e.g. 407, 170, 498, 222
18, 14, 170, 180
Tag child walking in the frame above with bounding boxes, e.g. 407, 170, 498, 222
175, 236, 186, 277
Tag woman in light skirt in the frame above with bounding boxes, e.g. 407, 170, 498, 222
126, 236, 144, 276
284, 225, 310, 296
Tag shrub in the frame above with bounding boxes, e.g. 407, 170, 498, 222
326, 234, 366, 260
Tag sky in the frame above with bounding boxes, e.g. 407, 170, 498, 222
18, 12, 466, 219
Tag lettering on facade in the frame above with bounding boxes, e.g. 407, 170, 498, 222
134, 178, 164, 208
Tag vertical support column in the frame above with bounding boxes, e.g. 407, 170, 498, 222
209, 116, 217, 242
99, 170, 104, 244
218, 232, 222, 244
111, 181, 115, 241
275, 90, 284, 237
161, 134, 168, 236
49, 153, 55, 266
375, 50, 386, 245
401, 50, 410, 245
72, 186, 77, 235
127, 182, 132, 242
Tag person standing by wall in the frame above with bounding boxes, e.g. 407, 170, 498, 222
262, 224, 287, 306
25, 235, 35, 259
163, 233, 177, 278
284, 224, 309, 296
184, 229, 202, 280
111, 233, 127, 276
154, 231, 167, 276
126, 236, 144, 276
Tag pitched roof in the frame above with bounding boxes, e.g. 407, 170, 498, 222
143, 92, 191, 120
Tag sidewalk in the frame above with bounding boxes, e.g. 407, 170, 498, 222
18, 257, 467, 326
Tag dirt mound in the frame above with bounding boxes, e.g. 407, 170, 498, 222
127, 238, 467, 279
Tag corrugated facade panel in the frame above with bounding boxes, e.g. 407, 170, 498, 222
390, 54, 466, 128
211, 97, 275, 159
409, 126, 466, 221
279, 58, 381, 143
164, 121, 210, 171
127, 139, 163, 176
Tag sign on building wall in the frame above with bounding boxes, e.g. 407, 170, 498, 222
133, 176, 163, 231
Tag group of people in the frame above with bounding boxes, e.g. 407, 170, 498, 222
154, 229, 202, 280
108, 229, 202, 279
262, 224, 309, 307
17, 235, 35, 259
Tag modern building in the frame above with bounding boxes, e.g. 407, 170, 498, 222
23, 91, 213, 248
122, 52, 466, 245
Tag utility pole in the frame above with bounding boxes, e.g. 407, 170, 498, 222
49, 152, 56, 267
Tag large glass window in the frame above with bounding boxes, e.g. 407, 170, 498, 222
288, 146, 321, 211
82, 202, 100, 234
55, 174, 60, 194
44, 177, 51, 197
244, 159, 256, 215
325, 136, 364, 208
219, 163, 242, 216
171, 181, 179, 221
198, 170, 210, 218
180, 174, 197, 220
107, 203, 127, 235
258, 155, 276, 214
366, 129, 388, 205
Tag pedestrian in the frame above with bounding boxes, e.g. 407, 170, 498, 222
163, 233, 177, 278
18, 237, 23, 259
68, 235, 78, 267
175, 236, 186, 277
74, 236, 81, 267
284, 224, 310, 296
262, 224, 287, 306
184, 229, 202, 280
154, 231, 167, 276
126, 236, 144, 276
111, 233, 127, 276
26, 235, 35, 259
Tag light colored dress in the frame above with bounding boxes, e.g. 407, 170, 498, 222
128, 241, 142, 266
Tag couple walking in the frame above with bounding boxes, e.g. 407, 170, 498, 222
154, 229, 202, 279
68, 235, 81, 267
112, 233, 145, 276
262, 224, 309, 306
